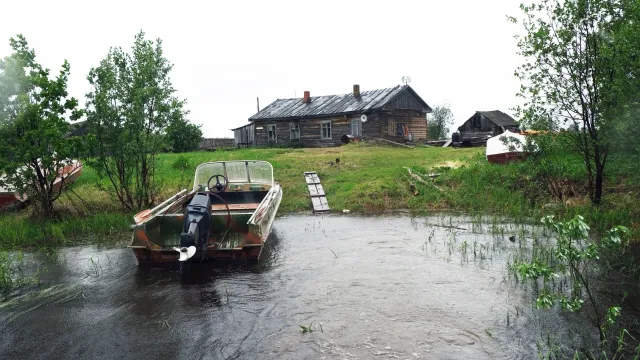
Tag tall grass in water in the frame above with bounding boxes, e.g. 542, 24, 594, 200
0, 213, 130, 250
0, 251, 36, 295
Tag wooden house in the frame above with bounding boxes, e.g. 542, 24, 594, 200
233, 85, 432, 147
457, 110, 519, 146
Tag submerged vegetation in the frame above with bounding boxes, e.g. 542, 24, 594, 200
0, 251, 36, 296
510, 215, 639, 357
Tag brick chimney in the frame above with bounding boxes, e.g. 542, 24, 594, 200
303, 91, 310, 104
353, 84, 360, 98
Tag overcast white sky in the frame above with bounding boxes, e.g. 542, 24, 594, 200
0, 0, 525, 138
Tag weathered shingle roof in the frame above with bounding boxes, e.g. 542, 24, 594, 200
249, 85, 430, 121
477, 111, 518, 127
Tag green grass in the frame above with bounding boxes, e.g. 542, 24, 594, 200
0, 143, 638, 250
73, 144, 482, 214
0, 213, 130, 249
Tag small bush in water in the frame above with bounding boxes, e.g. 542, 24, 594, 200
511, 214, 633, 352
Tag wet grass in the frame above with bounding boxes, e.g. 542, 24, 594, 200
431, 151, 640, 237
0, 212, 130, 250
0, 251, 37, 296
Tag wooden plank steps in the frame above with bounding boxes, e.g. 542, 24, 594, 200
304, 171, 330, 213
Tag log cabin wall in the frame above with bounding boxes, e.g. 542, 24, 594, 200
362, 112, 382, 138
251, 110, 419, 147
253, 121, 296, 146
252, 117, 350, 147
254, 122, 269, 145
299, 117, 349, 147
382, 110, 428, 141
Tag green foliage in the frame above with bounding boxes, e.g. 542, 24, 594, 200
513, 260, 555, 282
262, 141, 304, 149
166, 118, 202, 153
170, 155, 191, 171
299, 321, 323, 334
428, 103, 455, 140
0, 251, 35, 294
85, 30, 188, 211
0, 212, 130, 250
606, 306, 622, 327
512, 214, 632, 344
0, 35, 83, 217
502, 132, 579, 202
512, 0, 640, 205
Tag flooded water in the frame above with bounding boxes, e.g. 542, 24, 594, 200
0, 215, 586, 359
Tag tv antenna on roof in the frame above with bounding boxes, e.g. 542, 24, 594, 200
402, 76, 412, 85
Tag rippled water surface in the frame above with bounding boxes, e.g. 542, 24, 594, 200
0, 215, 573, 359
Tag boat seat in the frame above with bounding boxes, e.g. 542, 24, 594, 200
211, 203, 261, 211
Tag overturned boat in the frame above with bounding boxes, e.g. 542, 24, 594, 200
486, 130, 533, 164
128, 160, 282, 272
0, 160, 83, 210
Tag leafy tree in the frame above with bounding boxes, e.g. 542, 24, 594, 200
0, 35, 83, 218
427, 103, 455, 140
85, 31, 188, 211
166, 118, 203, 153
511, 0, 640, 205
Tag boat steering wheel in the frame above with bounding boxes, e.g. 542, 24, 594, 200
207, 174, 228, 193
206, 175, 232, 235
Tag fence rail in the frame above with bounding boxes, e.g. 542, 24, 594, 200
199, 138, 235, 150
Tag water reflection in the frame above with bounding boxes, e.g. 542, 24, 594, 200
1, 215, 583, 359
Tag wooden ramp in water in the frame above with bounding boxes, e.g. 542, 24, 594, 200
304, 171, 330, 213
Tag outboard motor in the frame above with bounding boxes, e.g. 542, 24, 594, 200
175, 193, 212, 263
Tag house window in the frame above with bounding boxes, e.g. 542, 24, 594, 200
289, 122, 300, 140
321, 121, 332, 140
350, 119, 362, 137
267, 124, 277, 142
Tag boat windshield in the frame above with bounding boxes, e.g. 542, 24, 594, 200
193, 160, 274, 191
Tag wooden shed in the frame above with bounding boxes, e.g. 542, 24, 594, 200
235, 85, 432, 148
457, 110, 520, 146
